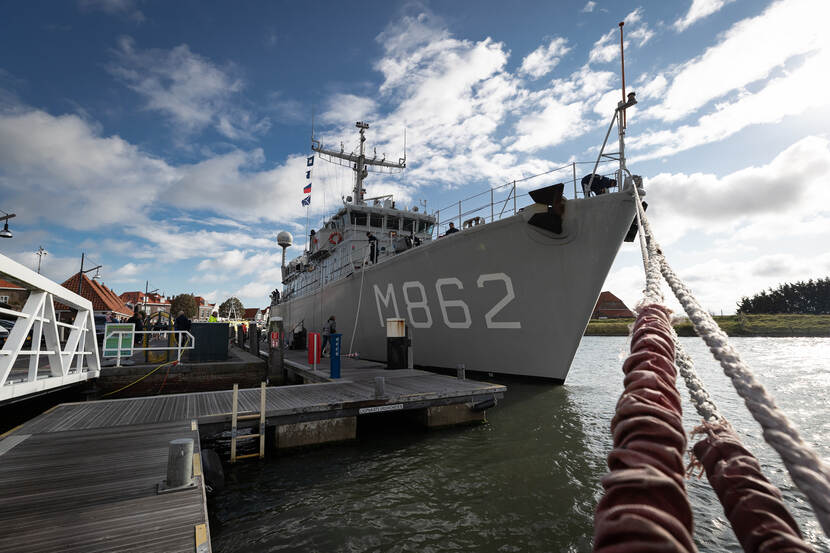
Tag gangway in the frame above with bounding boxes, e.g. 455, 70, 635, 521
0, 253, 100, 402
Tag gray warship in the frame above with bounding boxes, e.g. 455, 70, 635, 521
275, 114, 640, 381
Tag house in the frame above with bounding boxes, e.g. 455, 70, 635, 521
120, 291, 171, 316
194, 296, 216, 320
0, 279, 29, 312
591, 291, 634, 319
242, 307, 261, 321
57, 273, 133, 321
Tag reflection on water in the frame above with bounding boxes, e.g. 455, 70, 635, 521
210, 337, 830, 553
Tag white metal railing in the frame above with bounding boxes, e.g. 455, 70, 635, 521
103, 330, 195, 367
432, 159, 621, 238
0, 253, 101, 402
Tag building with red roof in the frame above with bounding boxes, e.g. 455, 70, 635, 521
591, 291, 634, 319
193, 295, 216, 320
0, 279, 28, 311
242, 307, 261, 321
120, 291, 171, 316
57, 273, 134, 320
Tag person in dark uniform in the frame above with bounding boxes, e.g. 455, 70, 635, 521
366, 232, 379, 264
127, 307, 144, 345
174, 310, 191, 346
444, 222, 459, 235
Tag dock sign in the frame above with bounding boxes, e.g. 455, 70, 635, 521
103, 323, 134, 357
358, 403, 404, 415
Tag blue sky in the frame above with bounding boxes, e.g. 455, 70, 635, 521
1, 0, 829, 313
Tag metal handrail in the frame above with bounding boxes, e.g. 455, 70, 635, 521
0, 253, 101, 402
103, 330, 195, 367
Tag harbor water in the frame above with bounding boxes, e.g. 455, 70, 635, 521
209, 337, 830, 552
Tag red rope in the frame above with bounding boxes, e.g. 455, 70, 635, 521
692, 423, 815, 552
594, 304, 697, 552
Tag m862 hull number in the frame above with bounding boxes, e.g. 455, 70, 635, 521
373, 272, 521, 330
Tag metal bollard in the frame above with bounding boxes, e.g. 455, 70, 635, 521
164, 438, 194, 490
457, 363, 466, 380
374, 376, 386, 398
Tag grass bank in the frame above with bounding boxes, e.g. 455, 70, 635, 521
585, 314, 830, 337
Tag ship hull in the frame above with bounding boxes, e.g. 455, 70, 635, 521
276, 190, 636, 381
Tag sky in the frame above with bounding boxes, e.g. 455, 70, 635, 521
1, 0, 829, 314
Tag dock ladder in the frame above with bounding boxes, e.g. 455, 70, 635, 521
230, 382, 266, 462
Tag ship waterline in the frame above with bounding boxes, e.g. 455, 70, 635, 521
276, 190, 636, 381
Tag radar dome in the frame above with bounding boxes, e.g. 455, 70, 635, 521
277, 231, 293, 248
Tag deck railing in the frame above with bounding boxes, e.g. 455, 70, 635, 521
432, 159, 621, 238
0, 253, 101, 402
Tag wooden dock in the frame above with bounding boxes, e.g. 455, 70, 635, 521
0, 418, 209, 553
0, 351, 506, 552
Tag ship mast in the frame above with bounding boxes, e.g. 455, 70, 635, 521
311, 121, 406, 206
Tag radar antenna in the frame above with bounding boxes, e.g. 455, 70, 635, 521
311, 122, 406, 205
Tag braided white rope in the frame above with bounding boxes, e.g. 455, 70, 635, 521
630, 183, 662, 305
673, 332, 722, 424
631, 191, 721, 424
634, 196, 830, 537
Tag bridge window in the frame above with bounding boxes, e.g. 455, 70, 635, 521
350, 212, 367, 226
386, 216, 399, 230
419, 220, 433, 234
370, 214, 383, 228
402, 218, 415, 232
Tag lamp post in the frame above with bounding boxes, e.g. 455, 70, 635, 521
77, 252, 102, 296
35, 246, 48, 274
144, 280, 159, 314
0, 210, 15, 239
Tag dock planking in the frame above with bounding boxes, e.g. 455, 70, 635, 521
0, 350, 506, 552
0, 420, 208, 553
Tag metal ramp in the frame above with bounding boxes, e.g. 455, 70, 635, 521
0, 254, 101, 402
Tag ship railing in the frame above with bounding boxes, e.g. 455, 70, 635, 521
0, 253, 101, 403
431, 159, 620, 238
102, 330, 195, 367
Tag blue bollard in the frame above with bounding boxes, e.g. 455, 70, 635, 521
330, 333, 342, 379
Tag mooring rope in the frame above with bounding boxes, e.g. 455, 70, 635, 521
630, 183, 661, 305
593, 303, 697, 552
633, 195, 830, 538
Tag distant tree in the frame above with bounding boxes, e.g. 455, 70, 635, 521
170, 294, 198, 319
219, 297, 244, 319
737, 277, 830, 314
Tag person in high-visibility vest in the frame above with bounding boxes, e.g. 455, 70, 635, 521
208, 311, 218, 322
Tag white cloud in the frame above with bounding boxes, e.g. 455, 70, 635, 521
673, 0, 735, 32
631, 47, 830, 160
0, 108, 175, 230
510, 65, 615, 152
647, 0, 830, 123
582, 2, 596, 13
109, 262, 149, 280
519, 37, 570, 80
320, 94, 377, 125
588, 8, 653, 64
108, 37, 269, 139
642, 135, 830, 247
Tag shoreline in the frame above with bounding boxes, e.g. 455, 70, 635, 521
585, 314, 830, 337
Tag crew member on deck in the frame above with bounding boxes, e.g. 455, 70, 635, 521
444, 222, 459, 236
367, 232, 378, 264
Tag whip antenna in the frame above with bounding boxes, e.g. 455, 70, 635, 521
619, 21, 626, 128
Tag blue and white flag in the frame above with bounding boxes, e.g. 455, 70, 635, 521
306, 156, 314, 167
306, 170, 311, 179
302, 196, 311, 207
